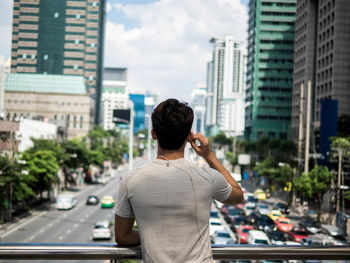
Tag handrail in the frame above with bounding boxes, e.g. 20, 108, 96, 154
0, 243, 350, 260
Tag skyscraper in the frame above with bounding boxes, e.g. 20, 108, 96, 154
10, 0, 106, 124
245, 0, 296, 141
291, 0, 350, 140
102, 67, 128, 131
206, 36, 246, 137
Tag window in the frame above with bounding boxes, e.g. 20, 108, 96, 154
88, 76, 94, 81
43, 54, 48, 60
80, 116, 83, 129
75, 39, 79, 44
22, 54, 27, 59
73, 115, 77, 128
54, 12, 59, 18
92, 2, 97, 7
76, 14, 80, 19
73, 65, 78, 70
31, 54, 35, 59
90, 43, 95, 48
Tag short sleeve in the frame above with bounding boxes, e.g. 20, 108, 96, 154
115, 175, 134, 218
210, 169, 232, 203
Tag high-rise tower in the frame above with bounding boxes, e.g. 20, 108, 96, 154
206, 36, 246, 137
245, 0, 296, 141
10, 0, 106, 124
292, 0, 350, 140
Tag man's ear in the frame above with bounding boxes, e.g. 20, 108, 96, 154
187, 132, 193, 143
151, 129, 157, 140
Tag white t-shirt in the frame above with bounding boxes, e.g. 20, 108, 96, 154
115, 158, 232, 263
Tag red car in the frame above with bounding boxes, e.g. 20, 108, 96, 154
276, 217, 293, 232
236, 225, 254, 244
288, 227, 309, 243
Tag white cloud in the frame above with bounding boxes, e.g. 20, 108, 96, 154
104, 0, 248, 102
0, 0, 13, 63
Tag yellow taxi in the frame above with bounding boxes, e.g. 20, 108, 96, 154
268, 209, 283, 221
253, 189, 266, 200
101, 195, 115, 208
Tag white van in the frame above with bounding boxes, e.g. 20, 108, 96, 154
247, 230, 271, 245
56, 194, 77, 210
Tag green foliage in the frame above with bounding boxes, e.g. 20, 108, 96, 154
254, 157, 293, 189
61, 139, 89, 169
213, 132, 232, 146
294, 165, 334, 220
23, 150, 59, 199
87, 126, 109, 150
330, 137, 350, 158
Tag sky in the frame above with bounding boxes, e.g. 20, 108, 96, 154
0, 0, 249, 102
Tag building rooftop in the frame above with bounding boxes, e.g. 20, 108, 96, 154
5, 73, 87, 95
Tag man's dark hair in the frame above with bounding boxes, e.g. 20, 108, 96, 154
151, 98, 194, 150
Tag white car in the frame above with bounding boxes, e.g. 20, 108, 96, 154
257, 203, 270, 215
56, 194, 77, 210
213, 229, 236, 244
92, 220, 112, 240
243, 204, 256, 216
209, 218, 225, 237
247, 230, 271, 245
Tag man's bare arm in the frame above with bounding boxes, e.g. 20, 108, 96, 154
115, 215, 140, 245
189, 132, 244, 205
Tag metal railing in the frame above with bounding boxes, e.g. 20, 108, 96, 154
0, 243, 350, 261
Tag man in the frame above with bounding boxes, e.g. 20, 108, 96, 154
115, 99, 243, 262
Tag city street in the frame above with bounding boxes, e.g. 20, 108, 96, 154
0, 158, 148, 263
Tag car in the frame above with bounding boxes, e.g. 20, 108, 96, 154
298, 217, 320, 234
56, 194, 77, 210
101, 195, 115, 208
273, 202, 290, 214
210, 210, 220, 219
236, 224, 254, 244
256, 203, 270, 215
266, 229, 288, 245
288, 227, 309, 243
247, 230, 271, 245
213, 229, 236, 244
220, 204, 231, 216
86, 195, 99, 205
247, 194, 258, 204
231, 216, 249, 233
224, 207, 244, 223
268, 210, 283, 221
243, 204, 256, 216
253, 189, 266, 200
250, 213, 275, 232
92, 220, 112, 240
275, 217, 293, 232
209, 217, 225, 238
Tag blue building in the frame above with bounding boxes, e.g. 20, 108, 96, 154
129, 94, 145, 134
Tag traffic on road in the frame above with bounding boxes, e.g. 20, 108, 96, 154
210, 182, 349, 250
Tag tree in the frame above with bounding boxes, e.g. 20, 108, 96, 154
0, 155, 36, 222
330, 136, 350, 212
213, 132, 232, 146
23, 150, 59, 200
294, 165, 334, 221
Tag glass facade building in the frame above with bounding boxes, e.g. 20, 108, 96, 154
10, 0, 106, 124
129, 94, 145, 134
245, 0, 296, 141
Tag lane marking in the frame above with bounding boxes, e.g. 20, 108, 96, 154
0, 210, 47, 239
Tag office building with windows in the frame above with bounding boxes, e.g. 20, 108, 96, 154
291, 0, 350, 140
245, 0, 296, 141
101, 68, 128, 130
206, 36, 246, 137
10, 0, 106, 124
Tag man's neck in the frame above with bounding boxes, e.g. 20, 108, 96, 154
157, 147, 185, 160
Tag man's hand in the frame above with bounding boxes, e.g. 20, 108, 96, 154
189, 132, 211, 159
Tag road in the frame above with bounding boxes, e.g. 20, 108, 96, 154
0, 158, 148, 263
